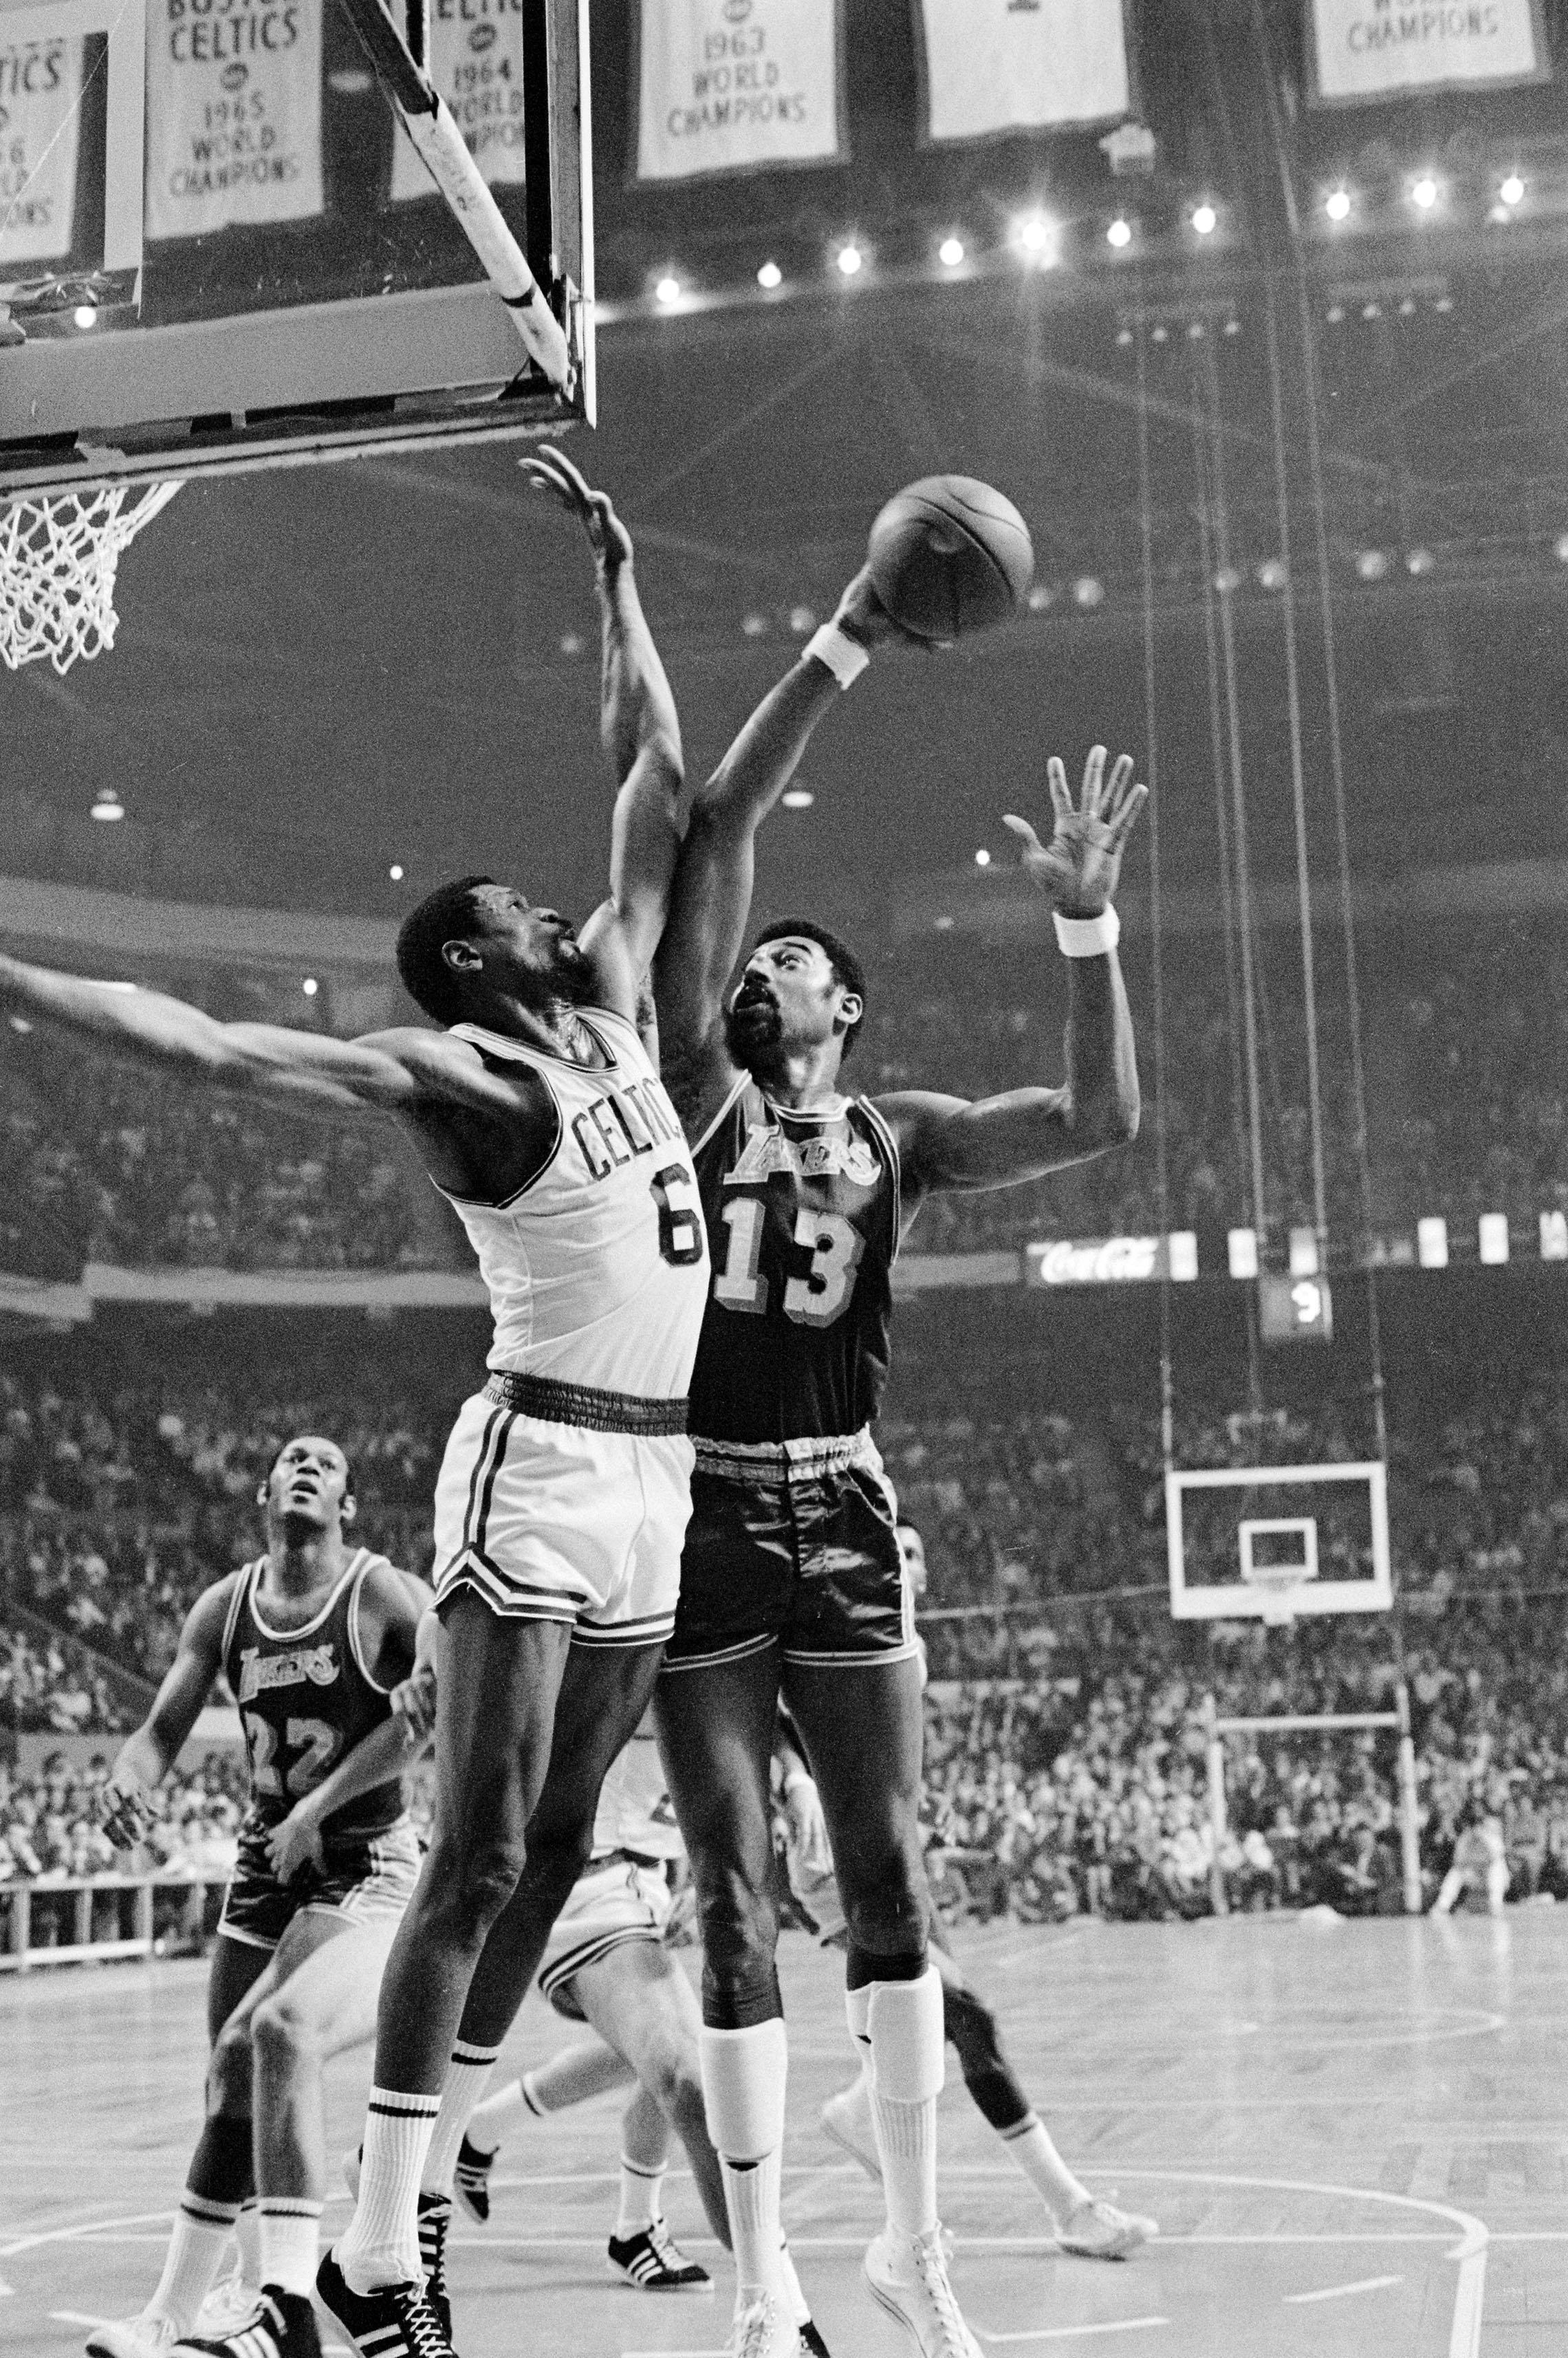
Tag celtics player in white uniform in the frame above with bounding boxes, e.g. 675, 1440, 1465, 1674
0, 450, 704, 2358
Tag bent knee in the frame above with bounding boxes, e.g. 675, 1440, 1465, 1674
424, 1836, 530, 1933
252, 1991, 323, 2070
208, 2020, 255, 2107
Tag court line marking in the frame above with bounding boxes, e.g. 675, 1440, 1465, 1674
977, 2324, 1168, 2346
1079, 2171, 1486, 2358
1283, 2275, 1402, 2304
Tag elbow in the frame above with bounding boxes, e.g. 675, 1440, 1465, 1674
1072, 1087, 1140, 1154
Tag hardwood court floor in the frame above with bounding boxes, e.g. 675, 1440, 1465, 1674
4, 1909, 1566, 2357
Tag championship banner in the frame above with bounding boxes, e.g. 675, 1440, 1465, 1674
144, 0, 323, 243
913, 0, 1132, 146
633, 0, 845, 185
1306, 0, 1548, 105
390, 0, 526, 205
0, 2, 83, 270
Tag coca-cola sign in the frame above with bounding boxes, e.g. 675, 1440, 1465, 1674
1025, 1234, 1198, 1287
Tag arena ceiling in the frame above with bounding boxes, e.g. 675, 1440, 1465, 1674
5, 0, 1568, 932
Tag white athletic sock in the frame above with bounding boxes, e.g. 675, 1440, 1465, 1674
616, 2157, 664, 2240
258, 2200, 323, 2300
146, 2195, 239, 2334
867, 1969, 945, 2240
700, 2021, 788, 2305
838, 2061, 875, 2141
778, 2242, 811, 2329
422, 2042, 500, 2198
337, 2088, 440, 2295
235, 2198, 262, 2292
845, 1983, 873, 2060
469, 2075, 527, 2152
999, 2116, 1092, 2224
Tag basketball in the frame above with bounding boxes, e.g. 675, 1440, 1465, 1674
867, 474, 1035, 641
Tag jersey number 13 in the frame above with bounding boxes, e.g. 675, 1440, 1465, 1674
714, 1200, 865, 1328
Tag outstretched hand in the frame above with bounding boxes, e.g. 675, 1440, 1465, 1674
1003, 745, 1146, 917
520, 446, 634, 575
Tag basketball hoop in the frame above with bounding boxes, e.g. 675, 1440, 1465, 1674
0, 481, 181, 676
1241, 1563, 1311, 1628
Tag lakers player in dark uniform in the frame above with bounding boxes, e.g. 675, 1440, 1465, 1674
650, 571, 1145, 2358
87, 1436, 430, 2358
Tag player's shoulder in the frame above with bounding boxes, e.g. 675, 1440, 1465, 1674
186, 1564, 252, 1646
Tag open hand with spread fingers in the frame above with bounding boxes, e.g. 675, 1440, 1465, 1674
519, 444, 634, 575
1003, 745, 1146, 918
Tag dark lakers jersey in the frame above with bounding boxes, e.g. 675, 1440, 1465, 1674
688, 1077, 901, 1443
221, 1549, 406, 1841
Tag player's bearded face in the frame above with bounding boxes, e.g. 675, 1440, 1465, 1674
725, 943, 841, 1070
477, 891, 594, 1005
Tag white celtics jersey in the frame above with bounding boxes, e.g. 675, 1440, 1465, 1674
591, 1712, 684, 1864
442, 1011, 708, 1399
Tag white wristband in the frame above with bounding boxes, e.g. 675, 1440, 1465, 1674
804, 623, 871, 689
1053, 905, 1121, 959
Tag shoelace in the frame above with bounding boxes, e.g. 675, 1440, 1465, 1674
911, 2234, 973, 2357
733, 2293, 784, 2358
645, 2219, 684, 2267
392, 2283, 450, 2358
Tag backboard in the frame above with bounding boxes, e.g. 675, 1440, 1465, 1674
0, 0, 591, 496
1166, 1461, 1393, 1623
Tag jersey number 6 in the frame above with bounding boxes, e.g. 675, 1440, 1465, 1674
650, 1164, 705, 1266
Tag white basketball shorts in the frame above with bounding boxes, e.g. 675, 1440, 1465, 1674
432, 1382, 695, 1648
537, 1853, 675, 2016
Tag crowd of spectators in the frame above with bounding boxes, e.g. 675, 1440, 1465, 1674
4, 1338, 1567, 1925
3, 917, 1565, 1272
0, 1749, 245, 1952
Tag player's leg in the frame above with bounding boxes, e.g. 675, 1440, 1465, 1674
331, 1594, 571, 2306
87, 1936, 281, 2355
574, 1937, 727, 2265
460, 2039, 637, 2218
415, 1639, 668, 2217
930, 1942, 1155, 2260
175, 1910, 395, 2358
655, 1646, 796, 2333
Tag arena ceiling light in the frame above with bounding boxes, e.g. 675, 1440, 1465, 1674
1355, 549, 1390, 580
1554, 532, 1568, 565
1013, 213, 1060, 264
974, 848, 992, 866
1410, 175, 1439, 210
781, 789, 814, 809
938, 235, 965, 268
1257, 558, 1287, 591
1190, 201, 1217, 236
1325, 188, 1351, 222
1406, 547, 1435, 576
1500, 173, 1525, 206
89, 787, 124, 822
835, 243, 864, 276
1073, 576, 1106, 608
302, 978, 319, 998
1106, 216, 1133, 249
388, 863, 405, 882
756, 260, 782, 290
653, 274, 682, 307
73, 304, 98, 330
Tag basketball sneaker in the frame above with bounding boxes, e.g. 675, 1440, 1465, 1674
726, 2293, 801, 2357
314, 2250, 453, 2358
1055, 2196, 1159, 2261
340, 2149, 452, 2338
798, 2321, 833, 2357
85, 2315, 180, 2358
607, 2218, 713, 2291
416, 2192, 453, 2340
453, 2136, 495, 2225
864, 2225, 981, 2358
169, 2285, 320, 2357
193, 2264, 261, 2338
819, 2084, 881, 2183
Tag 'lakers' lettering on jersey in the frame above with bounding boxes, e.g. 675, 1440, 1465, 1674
591, 1712, 684, 1864
441, 1010, 708, 1399
221, 1550, 405, 1841
688, 1078, 900, 1444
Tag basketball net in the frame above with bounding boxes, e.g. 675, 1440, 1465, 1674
0, 481, 181, 675
1243, 1562, 1311, 1628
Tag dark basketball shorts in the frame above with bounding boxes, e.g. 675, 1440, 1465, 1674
661, 1428, 917, 1674
217, 1817, 422, 1953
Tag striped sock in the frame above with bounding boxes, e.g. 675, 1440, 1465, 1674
421, 2042, 501, 2197
146, 2194, 239, 2335
338, 2088, 440, 2296
257, 2199, 323, 2300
